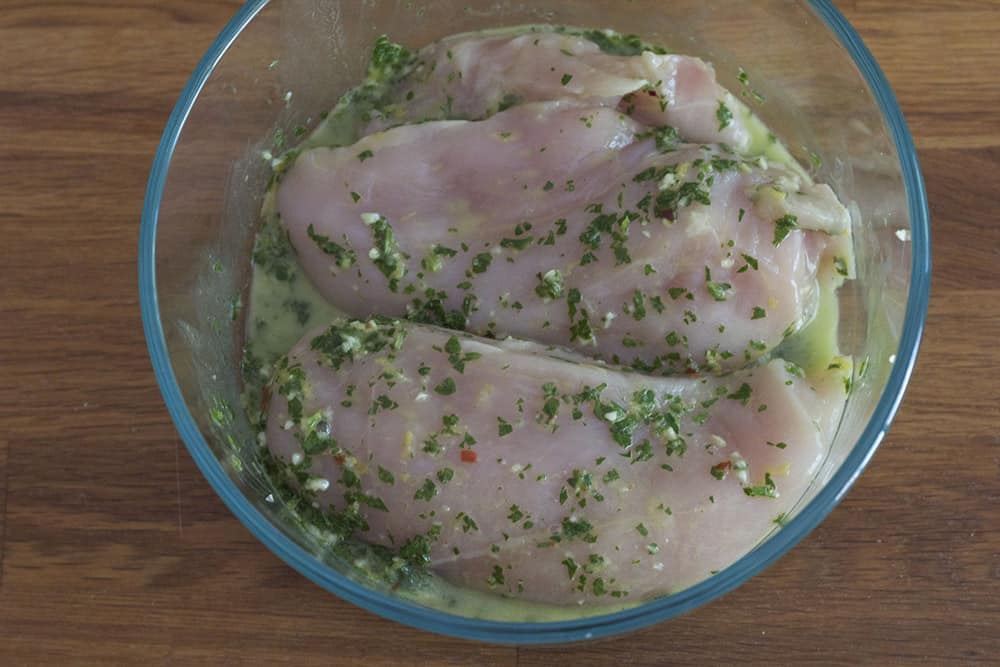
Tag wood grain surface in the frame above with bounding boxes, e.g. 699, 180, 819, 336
0, 1, 997, 664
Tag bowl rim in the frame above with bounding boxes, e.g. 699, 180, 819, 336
139, 0, 931, 644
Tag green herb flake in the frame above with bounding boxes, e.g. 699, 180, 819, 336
743, 472, 778, 498
414, 478, 438, 501
727, 382, 753, 405
739, 253, 758, 272
377, 466, 395, 485
631, 290, 647, 320
398, 533, 433, 566
704, 267, 731, 302
581, 29, 658, 57
307, 224, 357, 268
364, 215, 407, 291
716, 101, 733, 131
752, 306, 767, 320
487, 564, 505, 588
471, 252, 493, 274
434, 377, 457, 395
460, 513, 479, 532
561, 517, 595, 541
773, 214, 798, 246
646, 125, 680, 152
535, 269, 564, 300
500, 236, 534, 250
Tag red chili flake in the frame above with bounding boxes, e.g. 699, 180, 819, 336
460, 450, 478, 463
710, 460, 732, 480
333, 454, 346, 466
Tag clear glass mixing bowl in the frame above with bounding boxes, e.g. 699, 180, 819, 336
139, 0, 930, 643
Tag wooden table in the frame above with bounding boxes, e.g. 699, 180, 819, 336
1, 1, 997, 664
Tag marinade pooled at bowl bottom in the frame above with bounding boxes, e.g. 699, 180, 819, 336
239, 25, 854, 613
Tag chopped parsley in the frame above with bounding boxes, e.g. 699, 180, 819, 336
306, 224, 357, 269
500, 236, 534, 250
727, 383, 753, 405
773, 214, 798, 246
414, 478, 438, 501
704, 267, 732, 301
739, 253, 758, 272
638, 124, 680, 152
655, 180, 711, 217
580, 29, 663, 56
487, 565, 505, 588
363, 214, 407, 291
535, 269, 564, 299
743, 472, 778, 498
443, 336, 481, 373
471, 252, 493, 274
630, 290, 647, 320
560, 517, 596, 542
310, 317, 407, 370
716, 101, 733, 131
433, 378, 456, 395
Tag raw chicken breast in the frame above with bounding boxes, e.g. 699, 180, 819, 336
264, 317, 845, 605
363, 30, 751, 151
277, 102, 849, 374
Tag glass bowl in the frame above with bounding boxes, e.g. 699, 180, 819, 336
139, 0, 930, 643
